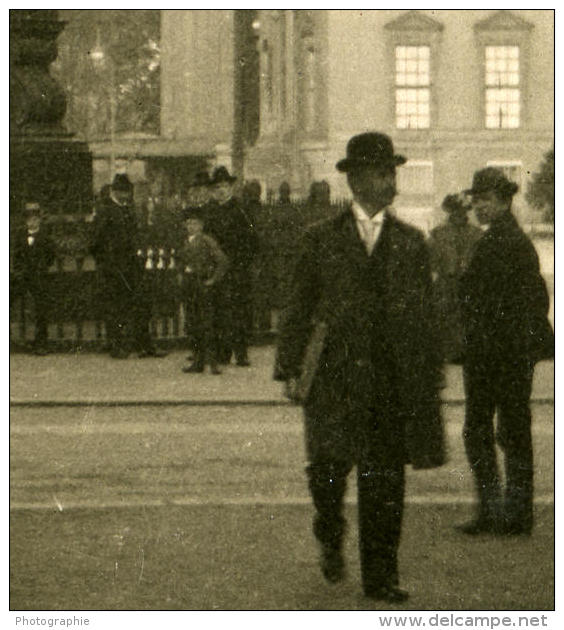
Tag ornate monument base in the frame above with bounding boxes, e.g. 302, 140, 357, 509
10, 10, 93, 223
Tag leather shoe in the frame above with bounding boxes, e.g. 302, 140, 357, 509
182, 363, 204, 373
455, 518, 500, 535
210, 366, 222, 375
320, 547, 345, 584
236, 358, 251, 367
365, 585, 409, 603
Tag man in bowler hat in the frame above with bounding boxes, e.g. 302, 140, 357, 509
206, 166, 259, 366
275, 132, 444, 602
92, 173, 166, 359
457, 167, 554, 536
11, 202, 56, 355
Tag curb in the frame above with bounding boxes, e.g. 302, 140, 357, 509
10, 397, 555, 408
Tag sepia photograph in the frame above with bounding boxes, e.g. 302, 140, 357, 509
8, 6, 555, 622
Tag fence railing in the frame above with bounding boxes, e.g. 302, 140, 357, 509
9, 248, 279, 351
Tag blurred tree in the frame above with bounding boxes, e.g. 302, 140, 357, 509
526, 148, 554, 223
52, 10, 160, 139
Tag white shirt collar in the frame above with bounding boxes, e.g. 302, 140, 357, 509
351, 201, 389, 254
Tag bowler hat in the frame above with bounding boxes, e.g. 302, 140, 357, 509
111, 173, 134, 192
210, 166, 237, 185
465, 167, 519, 198
442, 193, 472, 213
189, 171, 211, 188
336, 132, 407, 173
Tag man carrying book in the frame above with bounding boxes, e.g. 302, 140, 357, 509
275, 132, 444, 603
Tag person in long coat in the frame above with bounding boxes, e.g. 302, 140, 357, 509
457, 167, 554, 536
275, 132, 445, 603
427, 193, 483, 363
11, 202, 56, 355
91, 174, 166, 359
206, 166, 259, 366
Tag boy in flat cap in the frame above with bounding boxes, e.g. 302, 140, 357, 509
457, 167, 554, 536
11, 202, 56, 355
178, 205, 229, 374
275, 132, 444, 602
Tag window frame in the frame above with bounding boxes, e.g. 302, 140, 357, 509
483, 44, 521, 130
474, 12, 533, 131
384, 11, 443, 133
394, 44, 432, 130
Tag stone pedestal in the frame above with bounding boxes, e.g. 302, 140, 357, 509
10, 10, 92, 221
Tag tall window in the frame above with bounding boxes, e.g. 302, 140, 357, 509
262, 40, 274, 115
303, 42, 316, 132
485, 45, 520, 129
395, 45, 430, 129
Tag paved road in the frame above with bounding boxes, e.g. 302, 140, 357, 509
10, 401, 554, 610
10, 403, 554, 509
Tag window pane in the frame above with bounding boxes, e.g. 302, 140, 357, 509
395, 88, 430, 129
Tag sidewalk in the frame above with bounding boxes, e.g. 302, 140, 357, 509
9, 346, 554, 405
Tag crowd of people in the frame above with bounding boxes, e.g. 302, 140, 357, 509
11, 130, 554, 603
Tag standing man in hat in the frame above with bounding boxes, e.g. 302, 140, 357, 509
11, 201, 56, 355
427, 193, 483, 364
457, 167, 554, 536
92, 173, 166, 359
275, 132, 444, 602
206, 166, 259, 366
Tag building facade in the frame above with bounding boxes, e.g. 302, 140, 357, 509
160, 9, 553, 229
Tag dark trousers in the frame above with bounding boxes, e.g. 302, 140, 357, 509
463, 357, 535, 529
100, 270, 136, 353
19, 283, 49, 348
306, 431, 405, 592
185, 284, 220, 368
217, 268, 253, 362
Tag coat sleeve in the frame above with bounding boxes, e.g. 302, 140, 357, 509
274, 229, 322, 381
402, 235, 446, 469
498, 238, 553, 361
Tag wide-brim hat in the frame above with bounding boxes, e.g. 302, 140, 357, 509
111, 173, 134, 192
210, 166, 237, 185
464, 167, 519, 197
189, 171, 211, 188
336, 132, 407, 172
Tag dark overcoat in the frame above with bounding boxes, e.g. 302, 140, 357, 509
276, 210, 445, 469
90, 196, 143, 322
205, 198, 259, 269
459, 212, 554, 365
12, 226, 56, 283
427, 221, 483, 362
